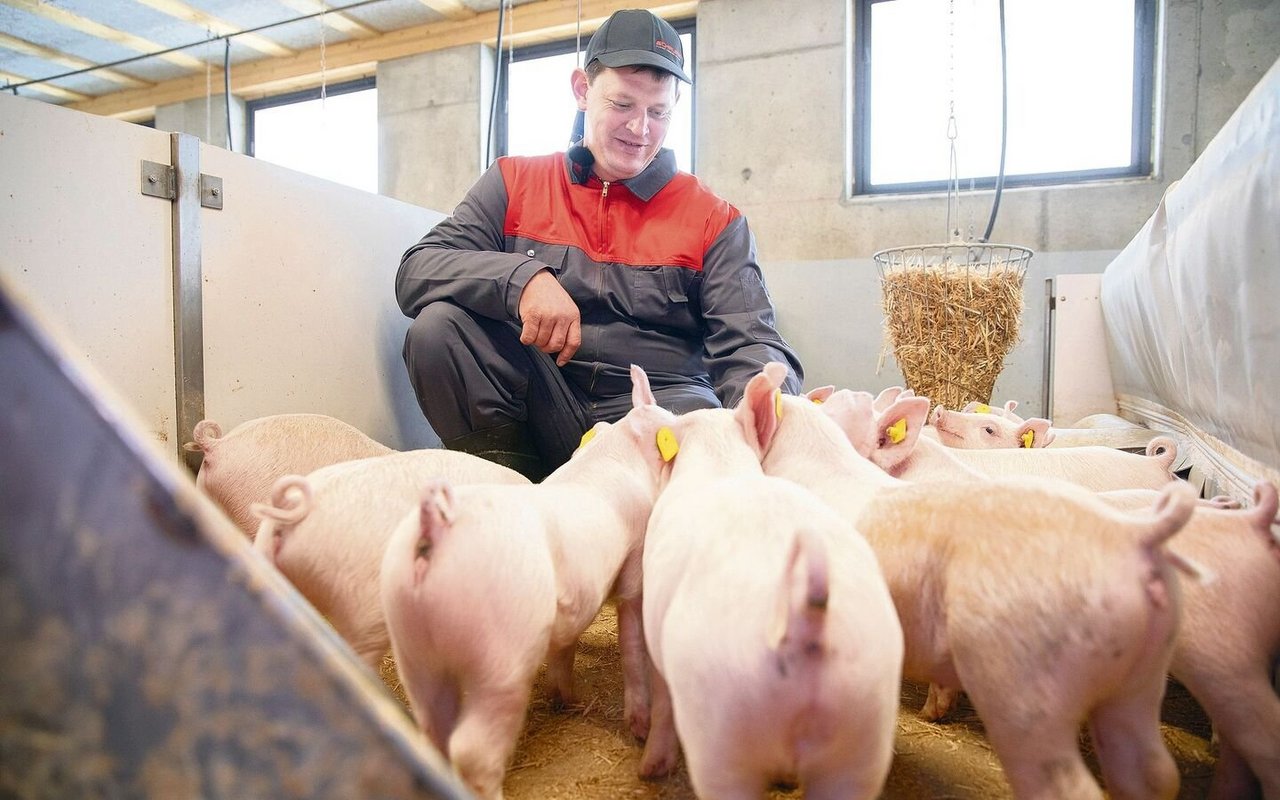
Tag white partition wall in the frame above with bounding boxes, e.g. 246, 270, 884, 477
0, 92, 446, 458
199, 147, 444, 451
1046, 273, 1119, 426
0, 95, 177, 444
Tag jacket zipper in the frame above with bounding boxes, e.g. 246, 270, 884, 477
592, 180, 610, 368
598, 181, 610, 247
596, 180, 611, 289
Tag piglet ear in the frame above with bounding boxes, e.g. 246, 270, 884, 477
735, 363, 787, 454
805, 385, 836, 403
961, 400, 987, 414
630, 364, 656, 408
873, 386, 905, 413
1017, 418, 1053, 447
1003, 399, 1020, 415
875, 396, 931, 469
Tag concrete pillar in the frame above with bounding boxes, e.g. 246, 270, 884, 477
378, 44, 496, 214
694, 0, 850, 258
154, 94, 247, 153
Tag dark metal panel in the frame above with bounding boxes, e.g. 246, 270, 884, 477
0, 278, 473, 800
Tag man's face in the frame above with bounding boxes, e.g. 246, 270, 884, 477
572, 65, 679, 183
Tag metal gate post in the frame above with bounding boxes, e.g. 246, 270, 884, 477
171, 132, 206, 474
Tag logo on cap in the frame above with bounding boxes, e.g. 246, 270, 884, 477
654, 39, 681, 60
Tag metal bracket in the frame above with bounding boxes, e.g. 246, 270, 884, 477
140, 160, 223, 210
140, 160, 174, 200
199, 174, 223, 210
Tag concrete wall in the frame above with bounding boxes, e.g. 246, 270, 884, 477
377, 43, 497, 213
694, 0, 1280, 259
154, 93, 247, 153
1191, 0, 1280, 155
372, 0, 1279, 416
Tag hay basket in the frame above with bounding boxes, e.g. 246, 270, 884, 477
874, 242, 1033, 411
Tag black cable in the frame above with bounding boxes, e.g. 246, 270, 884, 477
0, 0, 390, 93
981, 0, 1008, 243
485, 0, 507, 167
224, 38, 233, 151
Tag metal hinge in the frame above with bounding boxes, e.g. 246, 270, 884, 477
140, 160, 223, 210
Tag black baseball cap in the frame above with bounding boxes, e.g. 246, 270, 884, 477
584, 9, 691, 84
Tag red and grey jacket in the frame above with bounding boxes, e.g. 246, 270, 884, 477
395, 147, 803, 405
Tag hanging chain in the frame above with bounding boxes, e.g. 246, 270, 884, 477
319, 10, 328, 106
204, 30, 212, 144
945, 0, 961, 243
504, 0, 513, 120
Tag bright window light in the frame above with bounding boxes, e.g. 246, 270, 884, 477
861, 0, 1146, 190
251, 86, 378, 193
505, 32, 694, 172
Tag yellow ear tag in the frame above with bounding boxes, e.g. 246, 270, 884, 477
1021, 429, 1035, 448
656, 427, 679, 462
811, 396, 824, 404
774, 389, 784, 419
975, 403, 992, 414
578, 428, 597, 449
887, 417, 908, 444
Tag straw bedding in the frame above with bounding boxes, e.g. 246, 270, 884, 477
374, 605, 1215, 798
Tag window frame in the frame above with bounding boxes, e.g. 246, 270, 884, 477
245, 76, 376, 159
496, 17, 697, 171
852, 0, 1156, 196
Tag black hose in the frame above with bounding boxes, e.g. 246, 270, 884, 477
981, 0, 1008, 243
485, 1, 507, 167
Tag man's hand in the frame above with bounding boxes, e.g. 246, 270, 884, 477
518, 270, 582, 366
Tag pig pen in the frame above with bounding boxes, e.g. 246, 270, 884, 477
0, 284, 1221, 798
3, 57, 1276, 799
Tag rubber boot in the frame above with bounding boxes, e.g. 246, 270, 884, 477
443, 422, 549, 483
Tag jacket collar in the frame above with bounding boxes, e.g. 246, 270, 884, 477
564, 146, 677, 202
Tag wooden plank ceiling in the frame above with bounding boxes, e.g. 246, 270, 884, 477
0, 0, 696, 122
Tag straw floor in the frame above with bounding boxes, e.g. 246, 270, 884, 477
381, 604, 1217, 799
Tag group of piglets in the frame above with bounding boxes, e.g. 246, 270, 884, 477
185, 370, 1280, 800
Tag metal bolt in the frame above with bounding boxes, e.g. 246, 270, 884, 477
147, 175, 158, 184
211, 187, 220, 197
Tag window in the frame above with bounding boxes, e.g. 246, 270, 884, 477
853, 0, 1155, 194
498, 22, 695, 172
247, 77, 378, 193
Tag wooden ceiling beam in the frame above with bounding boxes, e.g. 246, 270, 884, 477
274, 0, 381, 38
130, 0, 296, 58
411, 0, 477, 22
68, 0, 696, 119
0, 31, 153, 88
1, 0, 207, 70
0, 69, 91, 102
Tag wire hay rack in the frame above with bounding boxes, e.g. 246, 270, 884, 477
874, 242, 1033, 411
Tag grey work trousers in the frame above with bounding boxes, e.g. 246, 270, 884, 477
402, 301, 721, 470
